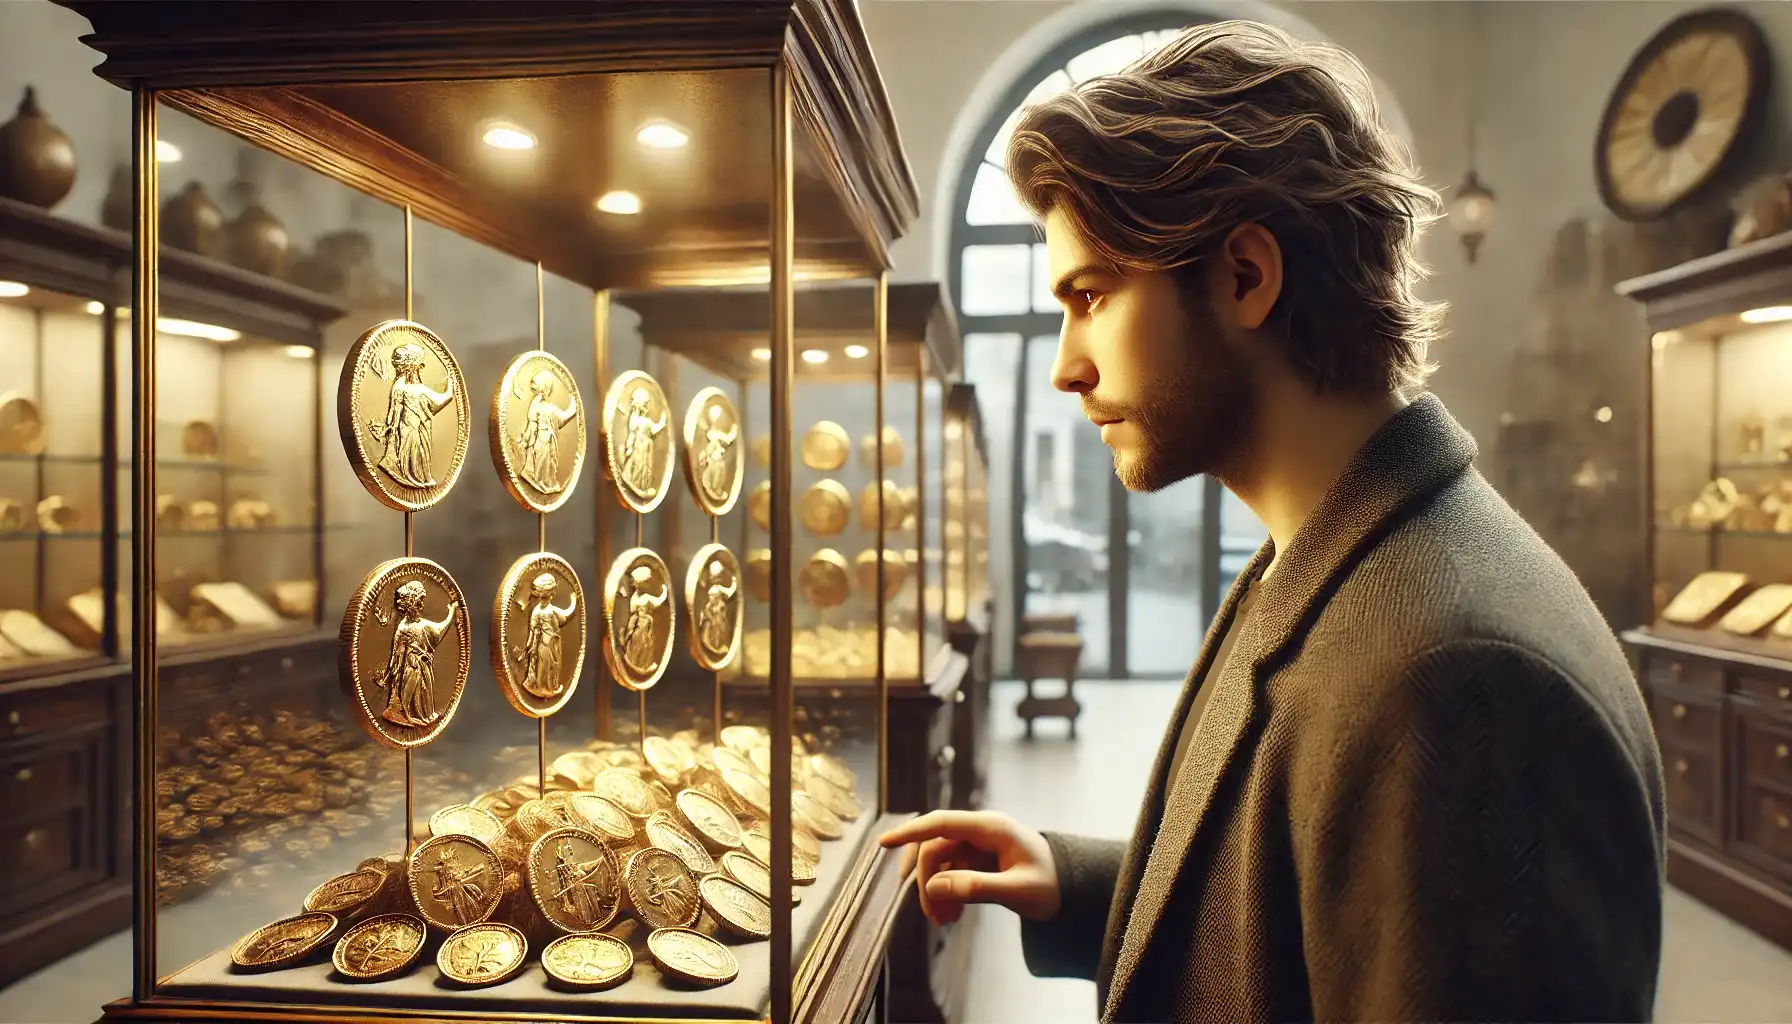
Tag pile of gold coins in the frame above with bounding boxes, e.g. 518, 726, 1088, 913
229, 724, 863, 992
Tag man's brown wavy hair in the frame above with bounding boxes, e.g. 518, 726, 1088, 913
1007, 20, 1446, 397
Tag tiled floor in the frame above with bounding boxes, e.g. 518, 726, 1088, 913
5, 680, 1792, 1023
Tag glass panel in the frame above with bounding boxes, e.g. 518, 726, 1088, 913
1031, 241, 1059, 314
1651, 330, 1715, 615
1066, 33, 1146, 84
1021, 334, 1108, 674
982, 69, 1073, 165
965, 161, 1032, 227
959, 243, 1032, 317
962, 333, 1021, 678
1125, 475, 1205, 675
922, 373, 946, 666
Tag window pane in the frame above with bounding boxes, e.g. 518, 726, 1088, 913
984, 70, 1074, 164
1030, 242, 1058, 313
1127, 475, 1205, 675
963, 332, 1023, 678
960, 243, 1033, 315
965, 161, 1032, 226
1066, 34, 1146, 83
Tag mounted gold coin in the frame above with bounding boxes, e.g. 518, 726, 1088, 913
491, 552, 587, 718
489, 350, 585, 513
338, 320, 469, 512
800, 549, 851, 609
748, 480, 771, 533
860, 425, 904, 470
746, 549, 772, 603
801, 480, 851, 535
682, 387, 743, 517
600, 369, 675, 513
684, 543, 742, 671
603, 547, 676, 691
801, 420, 851, 471
855, 548, 909, 601
340, 557, 471, 750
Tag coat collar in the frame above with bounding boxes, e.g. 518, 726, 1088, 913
1103, 393, 1478, 1019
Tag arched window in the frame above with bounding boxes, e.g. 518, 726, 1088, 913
951, 14, 1252, 682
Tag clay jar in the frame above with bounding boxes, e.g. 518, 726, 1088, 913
225, 182, 291, 278
0, 86, 78, 210
161, 181, 225, 257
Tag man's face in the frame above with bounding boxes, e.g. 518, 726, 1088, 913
1043, 208, 1256, 492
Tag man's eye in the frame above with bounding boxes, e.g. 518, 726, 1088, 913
1079, 290, 1099, 307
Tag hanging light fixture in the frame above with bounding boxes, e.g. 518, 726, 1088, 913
1451, 5, 1498, 265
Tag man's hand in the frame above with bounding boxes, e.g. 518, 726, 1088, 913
878, 810, 1061, 926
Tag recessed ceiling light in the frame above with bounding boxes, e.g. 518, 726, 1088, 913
843, 344, 870, 359
0, 281, 29, 299
85, 300, 104, 315
750, 347, 771, 362
155, 140, 182, 163
595, 190, 642, 215
636, 121, 690, 149
800, 349, 828, 365
284, 345, 314, 359
1594, 406, 1613, 423
481, 123, 536, 151
157, 317, 241, 342
1740, 305, 1792, 325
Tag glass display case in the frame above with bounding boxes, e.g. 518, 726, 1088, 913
943, 382, 990, 632
1617, 230, 1792, 952
61, 1, 922, 1021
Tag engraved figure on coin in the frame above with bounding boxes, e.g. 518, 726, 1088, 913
697, 560, 739, 658
696, 407, 739, 504
645, 859, 693, 922
621, 387, 668, 498
514, 572, 576, 699
368, 341, 454, 489
372, 580, 460, 728
550, 838, 614, 928
620, 565, 669, 675
427, 846, 490, 925
516, 367, 577, 495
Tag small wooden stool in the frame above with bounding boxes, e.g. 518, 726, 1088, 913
1016, 631, 1084, 739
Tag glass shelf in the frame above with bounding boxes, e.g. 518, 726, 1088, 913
0, 453, 274, 474
0, 524, 356, 541
1713, 459, 1792, 472
1657, 524, 1792, 539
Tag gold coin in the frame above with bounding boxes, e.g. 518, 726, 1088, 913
711, 747, 764, 793
489, 350, 585, 513
721, 767, 772, 818
302, 867, 386, 916
338, 319, 470, 512
624, 847, 701, 930
683, 543, 743, 672
681, 387, 744, 517
602, 547, 676, 691
800, 421, 851, 471
800, 549, 851, 609
490, 551, 587, 718
514, 799, 567, 842
406, 833, 502, 930
748, 481, 772, 533
854, 548, 908, 601
793, 790, 845, 840
551, 751, 604, 788
745, 548, 772, 602
698, 874, 773, 940
527, 826, 623, 932
430, 804, 504, 845
541, 931, 633, 989
231, 912, 338, 969
744, 822, 821, 861
339, 558, 471, 750
566, 792, 636, 844
592, 768, 657, 819
800, 480, 852, 535
739, 829, 817, 883
436, 921, 527, 987
809, 752, 857, 791
860, 425, 905, 470
720, 725, 767, 753
331, 912, 426, 981
600, 369, 675, 514
720, 850, 799, 906
858, 480, 906, 532
674, 787, 743, 852
806, 773, 863, 822
645, 812, 716, 874
751, 436, 772, 468
647, 927, 739, 986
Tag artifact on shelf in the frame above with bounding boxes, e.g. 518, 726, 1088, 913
1659, 570, 1752, 627
222, 156, 292, 278
600, 370, 674, 514
800, 479, 851, 535
181, 419, 220, 458
99, 162, 131, 232
860, 425, 904, 470
0, 631, 22, 662
190, 581, 285, 630
268, 579, 318, 619
0, 499, 26, 534
1719, 583, 1792, 635
602, 547, 675, 691
292, 228, 399, 306
681, 387, 743, 517
1770, 605, 1792, 641
160, 181, 226, 258
339, 320, 471, 512
491, 552, 587, 717
226, 497, 277, 529
801, 421, 851, 471
0, 393, 46, 455
340, 557, 472, 749
1743, 410, 1769, 458
683, 543, 742, 672
153, 494, 183, 531
185, 499, 220, 531
0, 609, 78, 658
0, 86, 77, 210
1729, 169, 1792, 247
35, 494, 76, 533
1685, 477, 1742, 529
65, 587, 183, 647
490, 351, 585, 514
799, 549, 851, 609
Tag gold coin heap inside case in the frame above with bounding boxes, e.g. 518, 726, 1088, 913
800, 420, 851, 471
602, 547, 676, 691
339, 557, 471, 750
490, 552, 587, 718
437, 921, 528, 987
683, 543, 743, 671
681, 386, 744, 516
338, 319, 470, 512
331, 913, 427, 982
647, 926, 739, 986
527, 826, 623, 932
600, 369, 676, 513
489, 349, 586, 513
541, 931, 634, 989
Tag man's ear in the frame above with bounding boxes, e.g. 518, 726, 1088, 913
1213, 222, 1284, 331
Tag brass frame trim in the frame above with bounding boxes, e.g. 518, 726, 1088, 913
129, 84, 160, 1001
768, 61, 797, 1024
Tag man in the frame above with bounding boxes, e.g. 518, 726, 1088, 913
879, 20, 1666, 1024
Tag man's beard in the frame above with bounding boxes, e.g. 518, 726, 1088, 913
1085, 306, 1255, 493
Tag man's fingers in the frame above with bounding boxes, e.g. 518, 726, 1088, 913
878, 810, 1008, 850
914, 837, 963, 922
923, 868, 1036, 910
